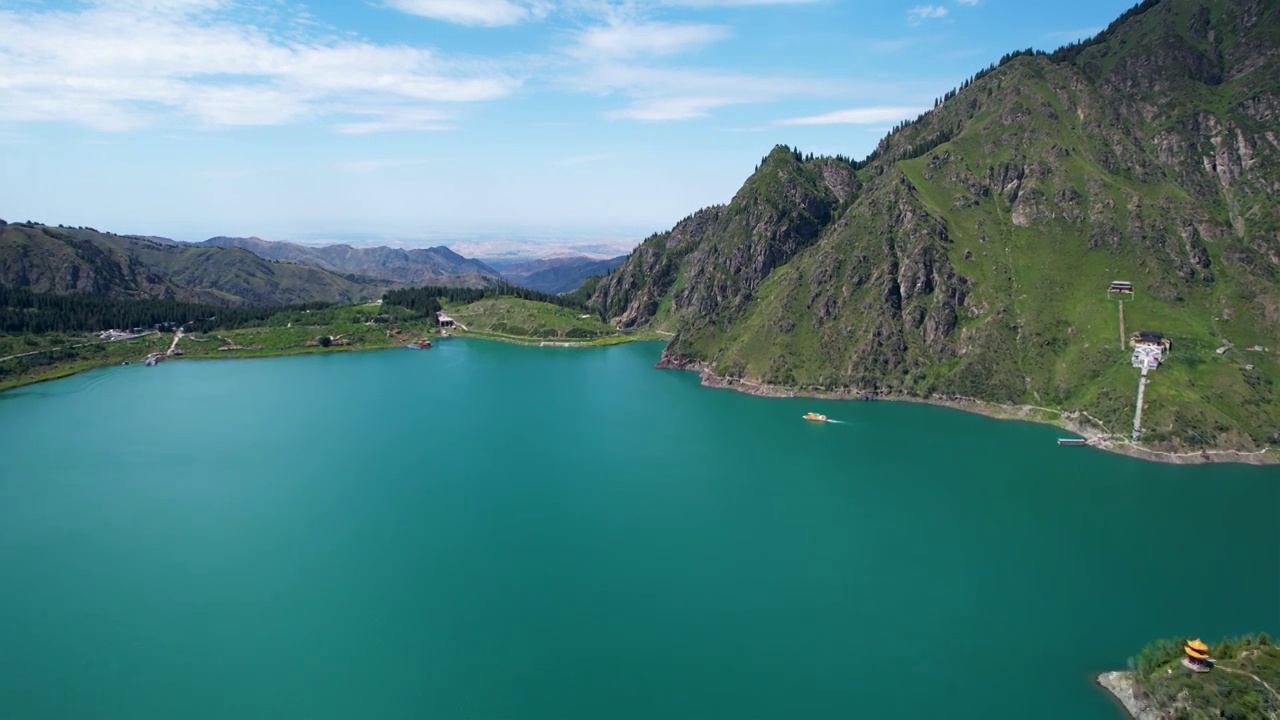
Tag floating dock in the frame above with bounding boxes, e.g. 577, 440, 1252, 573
1057, 438, 1088, 446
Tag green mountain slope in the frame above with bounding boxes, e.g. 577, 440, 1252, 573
0, 223, 385, 306
591, 0, 1280, 453
196, 236, 501, 288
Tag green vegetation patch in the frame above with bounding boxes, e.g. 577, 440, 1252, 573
445, 297, 625, 343
1127, 634, 1280, 720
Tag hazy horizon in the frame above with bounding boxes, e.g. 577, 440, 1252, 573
2, 219, 648, 256
90, 225, 643, 260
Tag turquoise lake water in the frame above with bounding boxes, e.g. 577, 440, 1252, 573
0, 339, 1277, 719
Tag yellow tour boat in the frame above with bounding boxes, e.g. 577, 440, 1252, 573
803, 412, 828, 422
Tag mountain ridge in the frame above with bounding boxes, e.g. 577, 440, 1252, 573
193, 236, 501, 288
590, 0, 1280, 453
0, 222, 387, 306
498, 255, 629, 294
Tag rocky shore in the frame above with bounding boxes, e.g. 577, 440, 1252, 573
1096, 672, 1166, 720
654, 356, 1278, 466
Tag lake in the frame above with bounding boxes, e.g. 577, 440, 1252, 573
1, 339, 1276, 719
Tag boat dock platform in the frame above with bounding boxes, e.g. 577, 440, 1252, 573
1057, 438, 1088, 447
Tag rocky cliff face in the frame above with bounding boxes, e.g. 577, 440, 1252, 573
592, 0, 1280, 451
592, 150, 856, 331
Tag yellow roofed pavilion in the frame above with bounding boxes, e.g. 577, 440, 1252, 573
1185, 639, 1210, 661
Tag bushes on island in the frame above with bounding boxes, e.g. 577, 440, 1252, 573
382, 282, 591, 322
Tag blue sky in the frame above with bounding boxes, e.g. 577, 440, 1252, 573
0, 0, 1137, 245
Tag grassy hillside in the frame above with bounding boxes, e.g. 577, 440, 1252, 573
0, 222, 385, 306
0, 331, 173, 391
444, 297, 629, 345
591, 0, 1280, 454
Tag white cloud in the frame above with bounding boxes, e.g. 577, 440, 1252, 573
0, 1, 520, 132
571, 21, 729, 58
908, 5, 947, 23
609, 95, 732, 120
775, 106, 923, 125
332, 108, 455, 134
570, 63, 845, 121
550, 0, 887, 122
336, 158, 431, 173
955, 0, 979, 5
383, 0, 552, 26
566, 56, 936, 122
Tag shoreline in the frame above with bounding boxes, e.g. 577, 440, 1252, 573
5, 340, 1277, 465
0, 342, 376, 393
449, 329, 637, 348
654, 356, 1279, 466
1096, 672, 1156, 720
0, 331, 639, 394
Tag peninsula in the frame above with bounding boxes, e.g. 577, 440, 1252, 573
1098, 635, 1279, 719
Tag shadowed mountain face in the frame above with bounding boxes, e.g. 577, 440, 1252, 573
590, 0, 1280, 452
196, 236, 501, 288
498, 255, 629, 294
0, 223, 386, 306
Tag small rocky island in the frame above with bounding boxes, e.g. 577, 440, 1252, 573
1098, 635, 1279, 719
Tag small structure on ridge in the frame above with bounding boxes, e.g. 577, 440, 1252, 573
1108, 280, 1134, 294
1182, 638, 1212, 673
1130, 330, 1171, 351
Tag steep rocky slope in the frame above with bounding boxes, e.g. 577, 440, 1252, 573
592, 0, 1280, 452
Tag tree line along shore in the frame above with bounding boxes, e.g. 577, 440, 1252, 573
0, 283, 632, 392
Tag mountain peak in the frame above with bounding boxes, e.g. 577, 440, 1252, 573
588, 0, 1280, 454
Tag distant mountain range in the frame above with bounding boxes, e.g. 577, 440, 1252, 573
191, 236, 625, 295
192, 236, 501, 287
495, 255, 628, 294
0, 221, 385, 306
450, 238, 638, 266
0, 220, 635, 305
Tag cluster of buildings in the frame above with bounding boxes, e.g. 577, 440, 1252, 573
98, 323, 183, 341
1130, 330, 1171, 370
